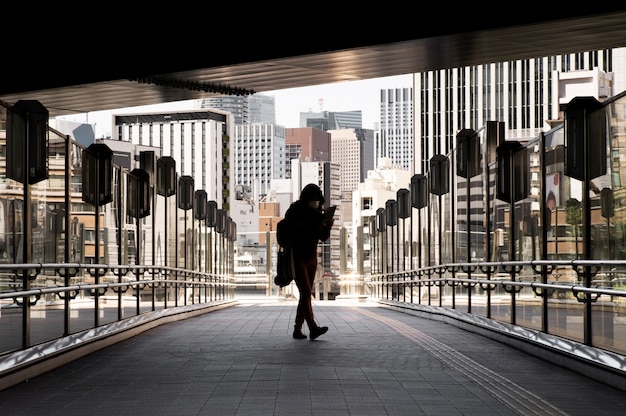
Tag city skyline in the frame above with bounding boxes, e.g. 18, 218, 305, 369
55, 74, 413, 138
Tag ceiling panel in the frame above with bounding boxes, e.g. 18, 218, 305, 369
2, 11, 626, 118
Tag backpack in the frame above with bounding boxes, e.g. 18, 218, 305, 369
274, 217, 295, 287
276, 218, 291, 248
274, 246, 294, 287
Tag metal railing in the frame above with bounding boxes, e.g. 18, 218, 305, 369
368, 259, 626, 359
0, 263, 234, 359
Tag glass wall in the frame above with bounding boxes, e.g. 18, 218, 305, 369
0, 102, 233, 357
370, 91, 626, 355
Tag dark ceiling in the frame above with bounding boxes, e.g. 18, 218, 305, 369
2, 8, 626, 118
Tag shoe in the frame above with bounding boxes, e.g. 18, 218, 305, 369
293, 329, 307, 339
309, 326, 328, 340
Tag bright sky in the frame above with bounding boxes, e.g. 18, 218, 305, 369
56, 74, 413, 138
267, 74, 413, 130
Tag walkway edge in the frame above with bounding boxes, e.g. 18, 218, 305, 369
374, 298, 626, 392
0, 299, 238, 391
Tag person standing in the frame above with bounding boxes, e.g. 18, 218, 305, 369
284, 183, 334, 340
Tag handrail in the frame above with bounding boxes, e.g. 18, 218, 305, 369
365, 258, 626, 357
0, 262, 235, 356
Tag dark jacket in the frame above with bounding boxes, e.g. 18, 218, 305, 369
284, 200, 331, 260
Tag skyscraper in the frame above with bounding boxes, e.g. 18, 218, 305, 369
377, 88, 413, 172
299, 110, 362, 131
233, 123, 286, 199
285, 127, 331, 179
201, 93, 283, 201
413, 48, 626, 175
328, 128, 375, 200
112, 109, 231, 210
198, 94, 275, 125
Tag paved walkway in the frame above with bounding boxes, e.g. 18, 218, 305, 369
1, 298, 625, 416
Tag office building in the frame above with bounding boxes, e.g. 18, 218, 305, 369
112, 109, 232, 212
233, 123, 286, 200
284, 127, 331, 179
405, 47, 626, 266
248, 94, 277, 124
201, 94, 283, 202
329, 128, 375, 199
413, 48, 626, 175
300, 110, 362, 130
377, 88, 413, 172
198, 93, 276, 125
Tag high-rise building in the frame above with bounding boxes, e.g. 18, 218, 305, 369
112, 109, 232, 211
377, 88, 413, 172
198, 93, 275, 125
299, 110, 362, 131
284, 127, 331, 179
413, 48, 626, 175
248, 94, 276, 124
197, 95, 247, 124
404, 47, 626, 266
200, 93, 281, 202
328, 128, 375, 201
354, 48, 626, 275
233, 123, 286, 200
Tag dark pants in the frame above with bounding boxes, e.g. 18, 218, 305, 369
293, 254, 319, 331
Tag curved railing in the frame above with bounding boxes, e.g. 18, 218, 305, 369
0, 262, 234, 360
367, 259, 626, 360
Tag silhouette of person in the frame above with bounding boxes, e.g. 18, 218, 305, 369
284, 183, 334, 340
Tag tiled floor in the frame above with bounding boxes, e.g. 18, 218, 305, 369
1, 298, 625, 415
